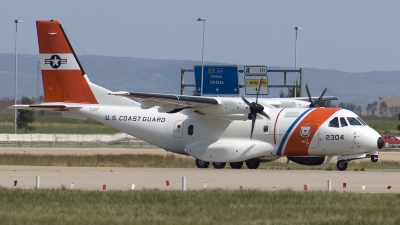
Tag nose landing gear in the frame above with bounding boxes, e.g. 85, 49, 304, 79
371, 155, 378, 163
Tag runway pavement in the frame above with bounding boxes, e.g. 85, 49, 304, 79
0, 148, 399, 193
0, 166, 398, 193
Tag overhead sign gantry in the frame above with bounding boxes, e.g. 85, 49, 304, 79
243, 65, 268, 95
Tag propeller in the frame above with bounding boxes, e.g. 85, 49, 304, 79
241, 76, 270, 140
305, 84, 327, 107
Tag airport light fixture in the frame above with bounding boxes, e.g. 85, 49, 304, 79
197, 17, 206, 96
294, 26, 303, 97
14, 19, 23, 134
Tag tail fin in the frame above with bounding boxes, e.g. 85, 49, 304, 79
37, 20, 98, 103
37, 20, 134, 106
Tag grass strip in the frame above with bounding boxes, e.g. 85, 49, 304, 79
0, 153, 399, 170
0, 188, 399, 225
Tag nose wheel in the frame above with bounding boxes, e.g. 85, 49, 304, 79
371, 155, 378, 163
336, 160, 348, 171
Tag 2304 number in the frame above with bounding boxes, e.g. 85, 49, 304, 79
326, 135, 344, 140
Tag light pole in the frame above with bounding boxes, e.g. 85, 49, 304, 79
14, 19, 23, 134
197, 18, 206, 96
294, 26, 303, 97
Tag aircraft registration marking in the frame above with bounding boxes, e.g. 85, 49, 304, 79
326, 135, 344, 140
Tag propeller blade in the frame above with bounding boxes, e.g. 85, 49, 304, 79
242, 95, 271, 140
260, 111, 270, 120
250, 112, 256, 140
316, 87, 328, 107
241, 96, 251, 106
305, 84, 314, 107
255, 76, 263, 103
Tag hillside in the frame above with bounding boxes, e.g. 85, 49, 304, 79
361, 96, 400, 116
1, 53, 400, 108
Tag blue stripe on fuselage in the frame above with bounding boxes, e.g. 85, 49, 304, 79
276, 108, 313, 155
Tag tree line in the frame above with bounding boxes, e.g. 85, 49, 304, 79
279, 87, 400, 117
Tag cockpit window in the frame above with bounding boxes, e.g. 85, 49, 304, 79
356, 117, 368, 126
347, 117, 362, 125
328, 117, 339, 128
340, 117, 348, 127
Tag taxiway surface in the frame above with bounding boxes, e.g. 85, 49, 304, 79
0, 148, 399, 193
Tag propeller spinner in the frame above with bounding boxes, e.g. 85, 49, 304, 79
242, 76, 270, 140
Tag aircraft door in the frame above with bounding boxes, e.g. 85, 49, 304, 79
173, 120, 184, 138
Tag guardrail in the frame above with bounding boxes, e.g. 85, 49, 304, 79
0, 133, 158, 148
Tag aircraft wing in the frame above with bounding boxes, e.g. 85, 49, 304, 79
294, 96, 339, 102
109, 91, 220, 112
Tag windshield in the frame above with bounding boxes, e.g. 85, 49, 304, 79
347, 117, 362, 126
356, 117, 368, 126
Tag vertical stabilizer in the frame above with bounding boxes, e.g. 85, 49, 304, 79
37, 20, 98, 103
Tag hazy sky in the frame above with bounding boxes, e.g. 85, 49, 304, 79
2, 0, 400, 72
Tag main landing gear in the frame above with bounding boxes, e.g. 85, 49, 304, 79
195, 159, 260, 169
245, 158, 260, 169
196, 159, 210, 168
212, 162, 226, 169
229, 162, 243, 169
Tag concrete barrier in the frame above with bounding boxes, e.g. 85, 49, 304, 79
0, 133, 157, 148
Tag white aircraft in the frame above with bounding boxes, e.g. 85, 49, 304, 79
11, 20, 384, 171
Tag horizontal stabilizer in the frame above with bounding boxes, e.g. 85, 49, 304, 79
9, 104, 81, 111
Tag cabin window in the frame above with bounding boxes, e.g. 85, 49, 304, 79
263, 125, 268, 132
328, 117, 339, 128
347, 117, 362, 126
340, 117, 348, 127
188, 125, 194, 136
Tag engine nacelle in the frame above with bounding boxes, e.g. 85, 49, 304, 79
287, 156, 325, 165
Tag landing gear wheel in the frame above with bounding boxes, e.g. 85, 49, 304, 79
196, 159, 210, 168
246, 159, 260, 169
336, 160, 348, 171
230, 162, 243, 169
371, 155, 378, 163
212, 162, 226, 169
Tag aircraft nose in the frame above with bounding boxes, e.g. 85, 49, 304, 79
377, 136, 384, 149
